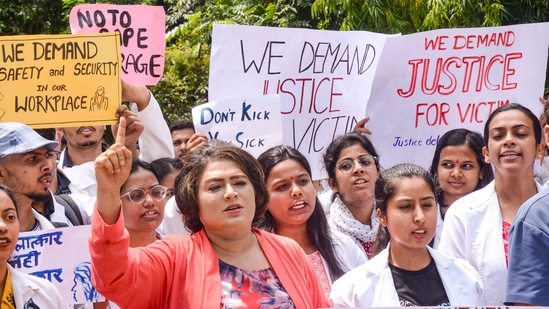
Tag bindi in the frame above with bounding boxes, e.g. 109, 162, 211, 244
290, 176, 295, 180
455, 159, 460, 164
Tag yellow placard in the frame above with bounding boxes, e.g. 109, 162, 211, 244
0, 33, 121, 128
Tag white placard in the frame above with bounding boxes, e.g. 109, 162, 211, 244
209, 24, 396, 179
366, 23, 549, 169
192, 94, 283, 158
9, 225, 100, 306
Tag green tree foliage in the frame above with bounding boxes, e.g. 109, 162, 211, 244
311, 0, 549, 34
422, 0, 505, 30
166, 0, 314, 43
499, 0, 549, 25
0, 0, 155, 36
311, 0, 427, 33
150, 42, 210, 122
0, 0, 65, 34
157, 0, 315, 121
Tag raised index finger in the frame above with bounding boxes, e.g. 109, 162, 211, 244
116, 116, 126, 145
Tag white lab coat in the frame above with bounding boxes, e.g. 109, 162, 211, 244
329, 246, 485, 307
328, 230, 367, 283
317, 187, 334, 215
157, 197, 191, 237
438, 180, 542, 305
31, 190, 91, 230
62, 162, 96, 197
129, 96, 173, 163
11, 264, 69, 308
431, 203, 444, 249
31, 191, 95, 230
31, 208, 56, 230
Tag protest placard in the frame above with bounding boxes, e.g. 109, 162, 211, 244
209, 24, 396, 179
70, 4, 165, 85
0, 33, 121, 128
366, 22, 549, 169
8, 226, 98, 306
192, 95, 283, 158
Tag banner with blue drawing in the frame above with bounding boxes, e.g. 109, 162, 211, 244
8, 225, 101, 306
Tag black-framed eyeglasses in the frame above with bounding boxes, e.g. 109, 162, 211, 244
337, 154, 377, 174
121, 185, 168, 204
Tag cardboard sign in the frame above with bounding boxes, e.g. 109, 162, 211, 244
366, 23, 549, 169
209, 24, 396, 179
70, 4, 165, 85
0, 33, 121, 128
192, 95, 283, 158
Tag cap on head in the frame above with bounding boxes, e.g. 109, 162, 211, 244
0, 122, 58, 159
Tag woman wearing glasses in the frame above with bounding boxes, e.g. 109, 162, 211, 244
94, 158, 168, 308
119, 159, 168, 247
323, 132, 381, 259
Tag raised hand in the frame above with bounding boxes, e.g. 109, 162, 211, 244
94, 117, 133, 224
352, 117, 372, 135
187, 133, 209, 155
96, 116, 133, 189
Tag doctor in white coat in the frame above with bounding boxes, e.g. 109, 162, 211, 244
10, 264, 68, 308
0, 184, 68, 308
330, 245, 485, 307
330, 163, 484, 307
438, 103, 544, 305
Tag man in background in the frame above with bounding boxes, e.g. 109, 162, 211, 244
169, 119, 195, 161
0, 123, 93, 230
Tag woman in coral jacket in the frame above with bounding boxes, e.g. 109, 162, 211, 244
330, 164, 484, 307
89, 118, 328, 309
